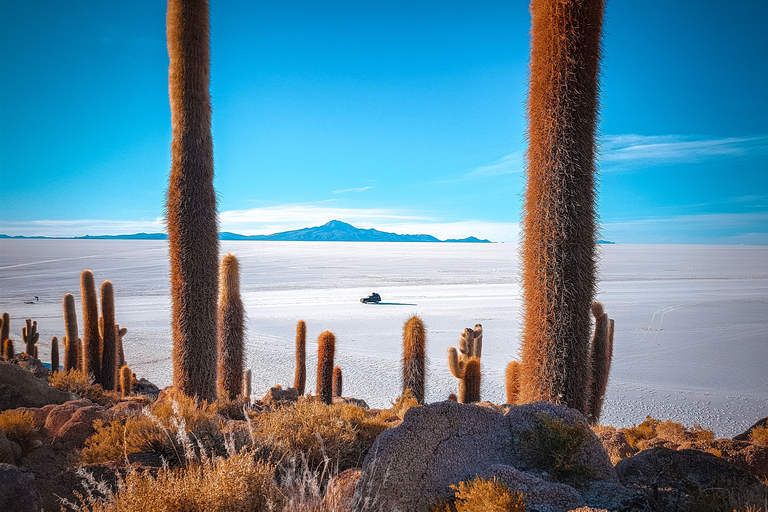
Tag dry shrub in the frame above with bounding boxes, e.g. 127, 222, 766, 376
620, 415, 716, 452
444, 476, 526, 512
251, 395, 389, 471
0, 409, 36, 449
749, 425, 768, 447
50, 369, 118, 407
377, 388, 421, 423
520, 413, 593, 485
64, 451, 281, 512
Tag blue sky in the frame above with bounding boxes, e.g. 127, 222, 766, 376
1, 1, 766, 244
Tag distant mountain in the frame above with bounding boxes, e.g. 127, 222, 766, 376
0, 220, 492, 243
597, 239, 616, 244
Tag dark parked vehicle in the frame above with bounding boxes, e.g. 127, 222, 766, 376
360, 292, 381, 304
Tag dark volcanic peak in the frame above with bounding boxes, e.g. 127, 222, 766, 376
1, 220, 493, 243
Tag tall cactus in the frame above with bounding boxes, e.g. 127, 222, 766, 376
51, 337, 59, 373
587, 302, 614, 424
519, 0, 605, 414
447, 327, 483, 403
294, 320, 307, 394
332, 365, 343, 398
402, 315, 426, 404
243, 368, 252, 401
217, 253, 245, 400
62, 294, 81, 371
99, 281, 117, 390
316, 330, 336, 405
506, 360, 521, 405
80, 270, 101, 379
119, 365, 133, 396
166, 0, 219, 402
0, 312, 9, 344
22, 318, 39, 357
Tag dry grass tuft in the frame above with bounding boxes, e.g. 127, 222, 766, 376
0, 408, 36, 449
49, 369, 118, 407
749, 425, 768, 447
431, 476, 526, 512
620, 415, 716, 451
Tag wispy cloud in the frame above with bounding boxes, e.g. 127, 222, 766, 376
332, 186, 373, 194
601, 134, 768, 165
466, 152, 524, 178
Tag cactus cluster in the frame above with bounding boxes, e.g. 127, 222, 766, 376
446, 325, 483, 403
22, 318, 39, 357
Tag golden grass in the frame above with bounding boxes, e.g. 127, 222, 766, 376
49, 369, 118, 407
451, 477, 526, 512
749, 425, 768, 447
0, 408, 36, 449
620, 415, 715, 451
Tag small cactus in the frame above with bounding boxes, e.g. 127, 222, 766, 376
506, 360, 520, 405
447, 393, 458, 402
316, 330, 336, 405
116, 325, 128, 369
22, 318, 39, 357
217, 254, 245, 400
294, 320, 306, 395
243, 368, 252, 400
332, 365, 343, 398
80, 270, 101, 380
447, 327, 483, 403
51, 337, 60, 373
62, 294, 80, 371
402, 315, 426, 404
119, 365, 133, 396
3, 338, 14, 360
99, 281, 117, 391
587, 302, 614, 424
0, 312, 9, 344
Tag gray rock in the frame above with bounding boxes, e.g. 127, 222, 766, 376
262, 386, 300, 405
333, 396, 369, 409
0, 361, 75, 411
0, 463, 42, 512
481, 464, 586, 512
352, 401, 619, 512
0, 429, 15, 464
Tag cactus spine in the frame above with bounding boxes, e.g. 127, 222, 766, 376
506, 360, 521, 405
447, 327, 483, 403
22, 318, 39, 357
217, 254, 245, 400
316, 330, 336, 405
587, 302, 614, 423
166, 0, 219, 402
332, 365, 343, 398
99, 281, 117, 390
80, 270, 101, 379
243, 368, 252, 401
119, 365, 133, 396
62, 294, 81, 371
519, 0, 604, 414
51, 337, 60, 373
294, 320, 307, 394
402, 315, 426, 404
0, 312, 9, 344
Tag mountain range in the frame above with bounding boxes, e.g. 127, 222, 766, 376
0, 220, 492, 243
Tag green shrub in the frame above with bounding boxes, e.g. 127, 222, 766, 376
520, 413, 592, 485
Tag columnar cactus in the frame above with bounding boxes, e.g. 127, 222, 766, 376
0, 312, 9, 344
62, 294, 81, 371
166, 0, 219, 402
3, 338, 14, 360
22, 318, 39, 357
80, 270, 101, 379
332, 366, 343, 398
506, 360, 521, 405
587, 302, 614, 424
243, 368, 252, 401
519, 0, 605, 414
447, 327, 483, 403
402, 315, 426, 404
316, 330, 336, 405
99, 281, 117, 390
217, 254, 245, 400
116, 324, 128, 369
294, 320, 306, 394
119, 365, 133, 396
51, 337, 60, 373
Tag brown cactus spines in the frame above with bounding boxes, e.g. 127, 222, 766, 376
166, 0, 219, 403
447, 327, 483, 403
51, 337, 60, 373
519, 0, 604, 414
316, 330, 336, 405
3, 338, 14, 360
22, 318, 39, 357
294, 320, 307, 395
99, 281, 117, 391
80, 270, 101, 380
332, 365, 343, 398
243, 368, 252, 400
62, 294, 80, 371
506, 360, 521, 405
472, 324, 483, 358
217, 254, 245, 400
0, 312, 9, 344
402, 315, 426, 404
119, 365, 133, 396
461, 358, 481, 404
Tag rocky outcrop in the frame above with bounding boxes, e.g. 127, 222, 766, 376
595, 427, 636, 463
352, 401, 626, 512
0, 361, 74, 411
262, 386, 300, 405
0, 463, 42, 512
0, 429, 16, 464
678, 438, 768, 481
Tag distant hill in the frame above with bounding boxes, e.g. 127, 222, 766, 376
1, 220, 492, 243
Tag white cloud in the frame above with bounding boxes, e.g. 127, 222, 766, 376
601, 134, 768, 165
332, 186, 373, 194
466, 151, 524, 178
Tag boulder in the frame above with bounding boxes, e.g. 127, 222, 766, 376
352, 401, 619, 512
262, 386, 300, 405
16, 354, 49, 379
56, 405, 110, 444
480, 464, 586, 511
595, 427, 636, 464
133, 378, 160, 399
333, 396, 369, 409
0, 361, 75, 411
680, 438, 768, 480
0, 429, 15, 464
0, 463, 42, 512
323, 468, 362, 512
43, 399, 95, 439
108, 399, 146, 419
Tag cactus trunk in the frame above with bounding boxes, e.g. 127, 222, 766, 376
80, 270, 101, 379
62, 294, 80, 371
3, 339, 14, 360
332, 365, 342, 398
519, 0, 604, 414
243, 368, 252, 400
461, 358, 481, 404
166, 0, 219, 402
217, 254, 245, 400
294, 320, 306, 394
0, 312, 9, 343
119, 365, 133, 396
100, 281, 117, 391
402, 315, 426, 404
587, 303, 614, 424
316, 330, 335, 405
51, 337, 59, 373
506, 360, 521, 405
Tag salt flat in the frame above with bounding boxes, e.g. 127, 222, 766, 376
1, 239, 766, 437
